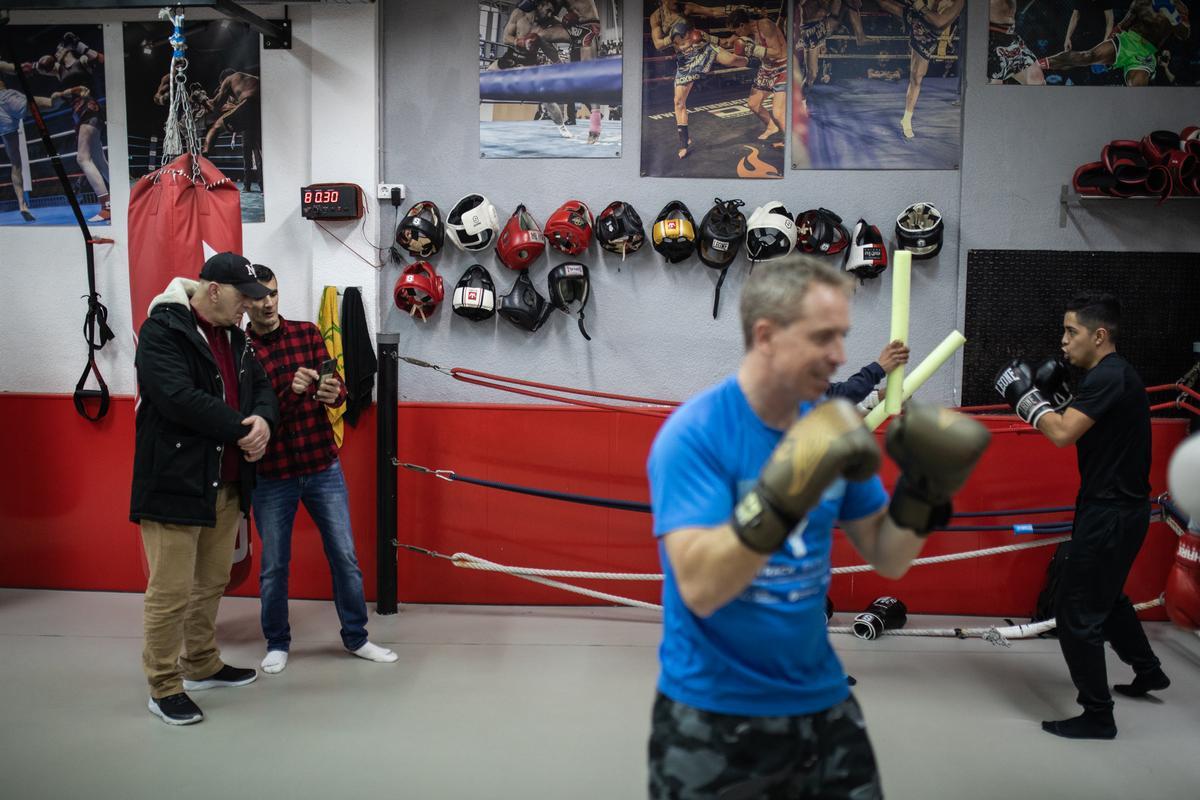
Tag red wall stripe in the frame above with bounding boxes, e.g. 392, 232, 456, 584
0, 395, 1188, 620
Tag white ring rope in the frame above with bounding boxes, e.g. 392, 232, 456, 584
436, 550, 1164, 646
445, 535, 1070, 582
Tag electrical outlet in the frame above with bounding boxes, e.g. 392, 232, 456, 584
377, 183, 407, 202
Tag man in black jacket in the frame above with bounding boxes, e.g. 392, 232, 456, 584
132, 252, 279, 726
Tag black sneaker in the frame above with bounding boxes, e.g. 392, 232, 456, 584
148, 693, 204, 725
182, 664, 257, 691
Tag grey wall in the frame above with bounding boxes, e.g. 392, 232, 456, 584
382, 2, 1199, 406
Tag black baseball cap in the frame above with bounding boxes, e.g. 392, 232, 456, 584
199, 252, 271, 299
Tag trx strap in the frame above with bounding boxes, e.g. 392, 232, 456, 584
2, 22, 114, 420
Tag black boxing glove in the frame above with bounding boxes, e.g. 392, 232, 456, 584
853, 596, 908, 640
732, 400, 880, 553
1033, 356, 1073, 411
995, 359, 1051, 428
885, 402, 991, 535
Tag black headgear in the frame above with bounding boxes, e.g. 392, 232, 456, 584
651, 201, 697, 263
499, 270, 553, 332
844, 219, 888, 281
394, 201, 444, 259
895, 202, 944, 260
452, 264, 497, 321
547, 262, 592, 340
596, 201, 645, 258
796, 208, 850, 256
698, 198, 747, 318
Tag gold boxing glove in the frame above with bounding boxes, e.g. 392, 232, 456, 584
732, 400, 881, 553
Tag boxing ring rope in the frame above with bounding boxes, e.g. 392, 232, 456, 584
400, 357, 1200, 422
480, 56, 621, 104
959, 382, 1200, 417
399, 541, 1166, 645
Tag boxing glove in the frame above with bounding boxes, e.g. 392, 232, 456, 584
1164, 530, 1200, 630
853, 596, 908, 640
995, 359, 1052, 427
1033, 356, 1073, 411
1168, 432, 1200, 524
732, 399, 880, 553
886, 402, 991, 535
734, 36, 766, 59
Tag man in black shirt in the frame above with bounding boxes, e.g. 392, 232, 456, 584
995, 292, 1167, 739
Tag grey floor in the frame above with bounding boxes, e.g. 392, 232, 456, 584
1, 589, 1198, 800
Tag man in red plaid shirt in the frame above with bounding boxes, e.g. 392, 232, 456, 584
245, 265, 396, 674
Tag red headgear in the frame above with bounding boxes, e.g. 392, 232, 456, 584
393, 261, 444, 321
544, 200, 593, 255
496, 205, 546, 270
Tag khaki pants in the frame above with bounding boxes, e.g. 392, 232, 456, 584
140, 483, 241, 698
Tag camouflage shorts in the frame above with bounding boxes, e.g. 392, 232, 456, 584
647, 693, 883, 799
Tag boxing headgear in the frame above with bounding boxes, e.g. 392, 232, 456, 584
895, 202, 944, 259
446, 193, 501, 252
499, 270, 553, 332
547, 262, 592, 340
796, 208, 850, 256
698, 198, 747, 318
744, 201, 796, 262
452, 264, 497, 321
595, 201, 645, 258
651, 200, 697, 263
394, 201, 444, 258
496, 204, 546, 271
544, 200, 594, 255
393, 261, 444, 321
844, 219, 888, 281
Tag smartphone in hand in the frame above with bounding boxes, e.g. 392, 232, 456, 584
315, 359, 337, 397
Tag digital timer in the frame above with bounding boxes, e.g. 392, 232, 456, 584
300, 183, 364, 221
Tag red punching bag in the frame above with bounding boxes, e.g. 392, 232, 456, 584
128, 153, 243, 334
129, 153, 251, 594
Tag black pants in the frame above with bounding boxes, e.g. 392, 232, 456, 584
1056, 500, 1160, 713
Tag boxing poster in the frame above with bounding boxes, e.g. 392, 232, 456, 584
479, 0, 624, 158
792, 1, 964, 170
641, 1, 788, 179
986, 1, 1198, 86
123, 20, 264, 222
0, 25, 111, 226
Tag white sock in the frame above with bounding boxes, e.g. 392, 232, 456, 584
261, 650, 288, 674
352, 642, 398, 663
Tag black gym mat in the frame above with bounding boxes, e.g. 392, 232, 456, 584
963, 250, 1200, 408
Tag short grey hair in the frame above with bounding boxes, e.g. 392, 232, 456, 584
739, 255, 853, 349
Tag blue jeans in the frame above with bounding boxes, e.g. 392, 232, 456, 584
252, 460, 369, 652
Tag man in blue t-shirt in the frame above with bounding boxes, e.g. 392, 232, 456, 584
647, 256, 990, 798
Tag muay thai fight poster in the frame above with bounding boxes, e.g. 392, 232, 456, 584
792, 1, 964, 171
0, 25, 111, 227
987, 1, 1198, 86
123, 20, 264, 222
479, 0, 624, 158
641, 1, 788, 179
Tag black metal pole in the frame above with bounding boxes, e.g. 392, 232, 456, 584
375, 333, 398, 614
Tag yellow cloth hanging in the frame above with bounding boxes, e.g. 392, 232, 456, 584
318, 286, 345, 447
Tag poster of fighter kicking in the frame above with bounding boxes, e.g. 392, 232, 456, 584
641, 1, 788, 179
792, 1, 964, 170
480, 0, 624, 158
0, 25, 110, 226
124, 20, 264, 222
987, 1, 1196, 87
